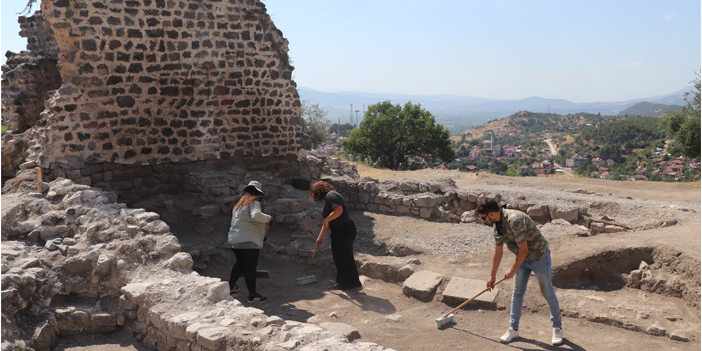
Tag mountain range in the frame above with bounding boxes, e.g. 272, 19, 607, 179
298, 86, 692, 131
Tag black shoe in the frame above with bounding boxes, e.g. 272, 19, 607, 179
248, 293, 268, 303
229, 284, 240, 294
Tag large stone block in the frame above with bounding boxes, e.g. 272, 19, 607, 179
549, 205, 579, 223
197, 327, 231, 350
414, 195, 437, 207
402, 270, 442, 300
441, 276, 499, 309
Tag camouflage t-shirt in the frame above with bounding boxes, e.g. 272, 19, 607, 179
493, 209, 549, 260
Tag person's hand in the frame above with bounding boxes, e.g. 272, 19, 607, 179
316, 236, 323, 248
504, 268, 516, 280
486, 276, 496, 291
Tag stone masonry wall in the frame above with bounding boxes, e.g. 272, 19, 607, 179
1, 11, 62, 135
18, 11, 61, 57
23, 0, 302, 189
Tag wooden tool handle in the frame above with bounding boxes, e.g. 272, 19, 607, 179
442, 277, 506, 318
303, 246, 319, 277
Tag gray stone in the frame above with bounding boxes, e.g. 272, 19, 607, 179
414, 195, 436, 207
274, 198, 307, 213
670, 330, 690, 342
265, 316, 285, 326
549, 205, 579, 223
37, 182, 50, 193
591, 222, 605, 233
91, 312, 117, 326
398, 264, 414, 279
142, 220, 170, 234
96, 254, 112, 276
206, 282, 230, 302
604, 225, 625, 233
441, 277, 499, 308
461, 211, 478, 223
121, 282, 152, 304
645, 324, 666, 336
402, 270, 442, 300
191, 205, 221, 218
163, 252, 193, 271
196, 327, 230, 350
134, 212, 160, 222
319, 322, 360, 341
62, 254, 93, 273
527, 205, 549, 217
153, 235, 181, 256
419, 207, 434, 219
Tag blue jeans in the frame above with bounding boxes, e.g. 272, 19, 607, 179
509, 250, 562, 330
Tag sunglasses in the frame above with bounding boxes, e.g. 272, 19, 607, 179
480, 214, 488, 220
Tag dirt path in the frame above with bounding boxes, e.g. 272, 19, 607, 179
544, 139, 575, 177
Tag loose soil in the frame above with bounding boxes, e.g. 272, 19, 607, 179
55, 169, 701, 351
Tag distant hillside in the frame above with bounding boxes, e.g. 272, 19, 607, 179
298, 86, 692, 129
451, 111, 627, 142
617, 102, 682, 117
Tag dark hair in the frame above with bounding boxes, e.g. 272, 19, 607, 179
310, 181, 335, 202
228, 186, 264, 214
476, 198, 501, 215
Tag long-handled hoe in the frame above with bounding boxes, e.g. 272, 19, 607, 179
435, 277, 506, 329
295, 246, 318, 285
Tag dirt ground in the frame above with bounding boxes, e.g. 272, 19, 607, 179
55, 168, 701, 351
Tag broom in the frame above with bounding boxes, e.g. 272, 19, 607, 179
295, 246, 318, 285
435, 277, 506, 328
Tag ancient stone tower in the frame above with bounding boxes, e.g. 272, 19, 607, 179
2, 0, 302, 201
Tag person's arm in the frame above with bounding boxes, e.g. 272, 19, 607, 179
249, 202, 271, 223
504, 241, 528, 280
316, 205, 343, 247
487, 244, 503, 291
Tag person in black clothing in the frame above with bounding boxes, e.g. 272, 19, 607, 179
310, 180, 362, 293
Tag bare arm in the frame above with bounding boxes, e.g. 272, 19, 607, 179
316, 205, 343, 247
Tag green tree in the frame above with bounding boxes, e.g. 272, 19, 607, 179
662, 74, 701, 159
342, 101, 456, 170
299, 100, 330, 150
507, 160, 522, 177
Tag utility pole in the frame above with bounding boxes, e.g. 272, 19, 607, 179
354, 110, 359, 127
350, 104, 354, 126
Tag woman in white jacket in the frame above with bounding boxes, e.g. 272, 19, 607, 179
226, 181, 271, 303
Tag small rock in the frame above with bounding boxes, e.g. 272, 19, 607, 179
385, 314, 404, 322
319, 322, 360, 341
646, 324, 666, 336
37, 182, 50, 193
670, 330, 690, 342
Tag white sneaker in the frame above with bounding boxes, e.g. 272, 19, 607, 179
552, 327, 563, 345
500, 327, 519, 343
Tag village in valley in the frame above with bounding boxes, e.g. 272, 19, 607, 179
312, 117, 700, 182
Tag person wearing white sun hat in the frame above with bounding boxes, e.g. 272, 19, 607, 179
226, 181, 272, 303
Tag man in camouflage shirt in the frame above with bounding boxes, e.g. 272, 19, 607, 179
477, 199, 563, 346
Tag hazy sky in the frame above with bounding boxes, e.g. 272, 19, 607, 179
2, 0, 700, 103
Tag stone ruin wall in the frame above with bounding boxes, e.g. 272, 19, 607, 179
2, 178, 392, 351
3, 0, 304, 202
1, 11, 63, 136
